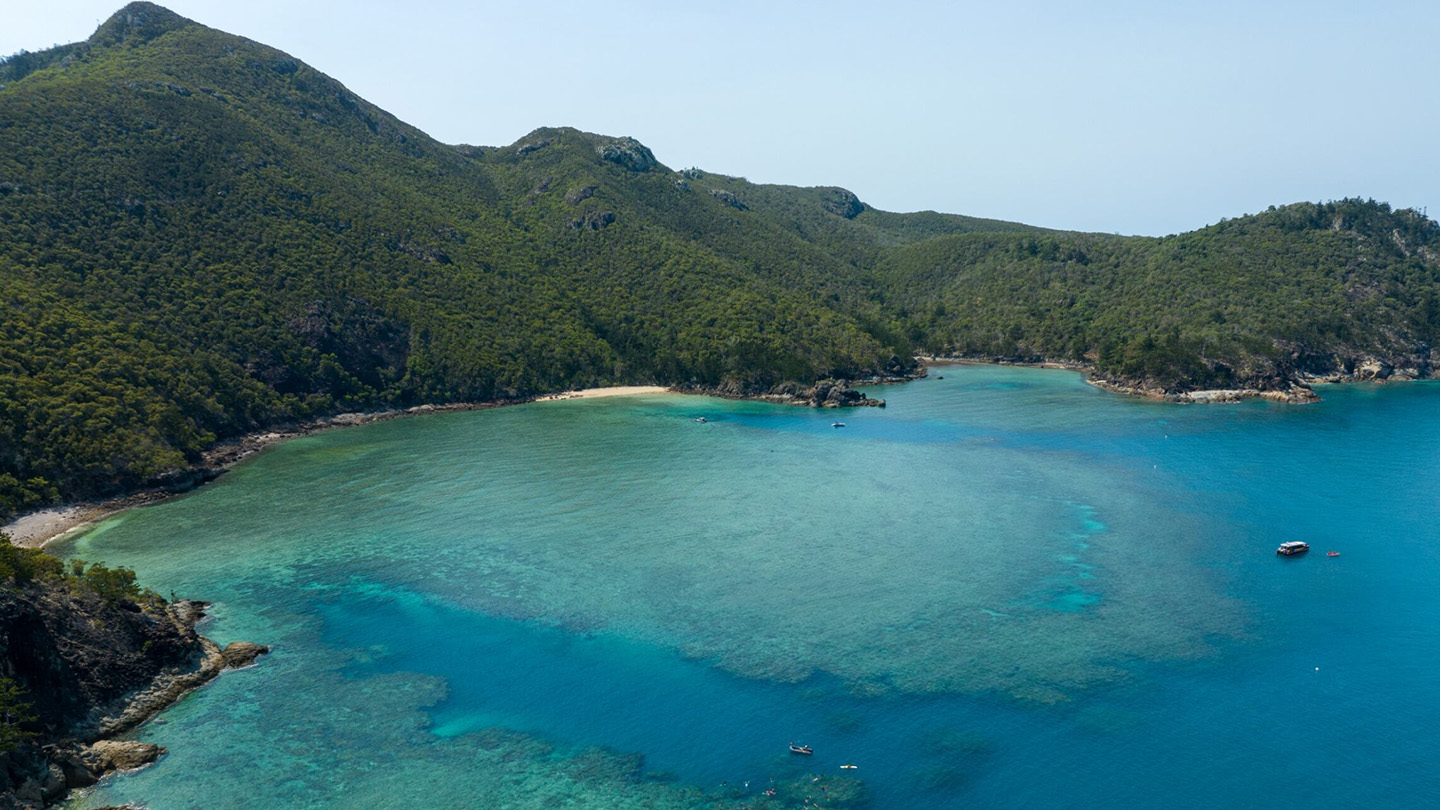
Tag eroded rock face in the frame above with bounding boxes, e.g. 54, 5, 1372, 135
1355, 356, 1394, 380
596, 137, 658, 172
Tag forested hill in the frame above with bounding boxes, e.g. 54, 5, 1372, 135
1, 2, 1438, 519
882, 199, 1440, 393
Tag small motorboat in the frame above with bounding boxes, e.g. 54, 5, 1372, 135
1327, 550, 1340, 557
1277, 541, 1310, 556
840, 764, 858, 770
789, 743, 813, 755
831, 422, 845, 428
693, 417, 707, 423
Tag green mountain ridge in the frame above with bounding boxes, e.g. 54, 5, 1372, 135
0, 2, 1437, 518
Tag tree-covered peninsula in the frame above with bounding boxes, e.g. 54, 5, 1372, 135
1, 2, 1437, 518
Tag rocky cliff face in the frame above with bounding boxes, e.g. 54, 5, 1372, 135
0, 571, 267, 808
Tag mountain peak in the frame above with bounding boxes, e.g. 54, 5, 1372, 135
90, 2, 193, 49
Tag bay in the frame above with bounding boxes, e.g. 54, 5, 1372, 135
58, 366, 1440, 809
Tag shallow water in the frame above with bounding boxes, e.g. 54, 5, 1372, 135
57, 367, 1440, 809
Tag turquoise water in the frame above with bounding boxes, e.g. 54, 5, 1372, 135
56, 367, 1440, 809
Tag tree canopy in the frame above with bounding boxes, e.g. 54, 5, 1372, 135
0, 3, 1436, 518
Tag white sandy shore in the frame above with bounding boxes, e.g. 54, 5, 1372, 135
535, 385, 673, 401
3, 504, 118, 549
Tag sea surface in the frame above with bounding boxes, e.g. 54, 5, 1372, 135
56, 366, 1440, 809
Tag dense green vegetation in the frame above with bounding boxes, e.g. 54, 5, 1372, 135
1, 534, 152, 607
881, 199, 1440, 389
0, 3, 1437, 519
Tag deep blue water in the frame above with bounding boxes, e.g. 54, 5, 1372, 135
58, 367, 1440, 809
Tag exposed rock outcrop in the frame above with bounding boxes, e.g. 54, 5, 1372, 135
221, 642, 270, 669
678, 378, 892, 408
564, 184, 598, 205
0, 574, 268, 808
798, 379, 884, 408
596, 137, 658, 172
709, 189, 747, 210
80, 741, 164, 774
1355, 356, 1393, 380
821, 187, 865, 219
569, 210, 615, 231
516, 136, 553, 155
1089, 378, 1320, 404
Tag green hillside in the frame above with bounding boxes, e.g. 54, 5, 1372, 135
0, 3, 1437, 518
882, 200, 1440, 390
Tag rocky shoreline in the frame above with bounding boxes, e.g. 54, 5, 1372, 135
0, 581, 269, 809
675, 375, 917, 408
920, 353, 1437, 404
1086, 378, 1320, 404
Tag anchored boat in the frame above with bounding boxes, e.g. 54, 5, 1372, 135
1277, 541, 1310, 556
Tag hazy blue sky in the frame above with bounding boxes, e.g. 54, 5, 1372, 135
6, 1, 1436, 235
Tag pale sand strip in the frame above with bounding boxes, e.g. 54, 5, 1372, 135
4, 504, 117, 549
535, 385, 672, 401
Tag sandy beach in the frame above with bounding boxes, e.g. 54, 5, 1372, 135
535, 385, 673, 401
3, 503, 128, 549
